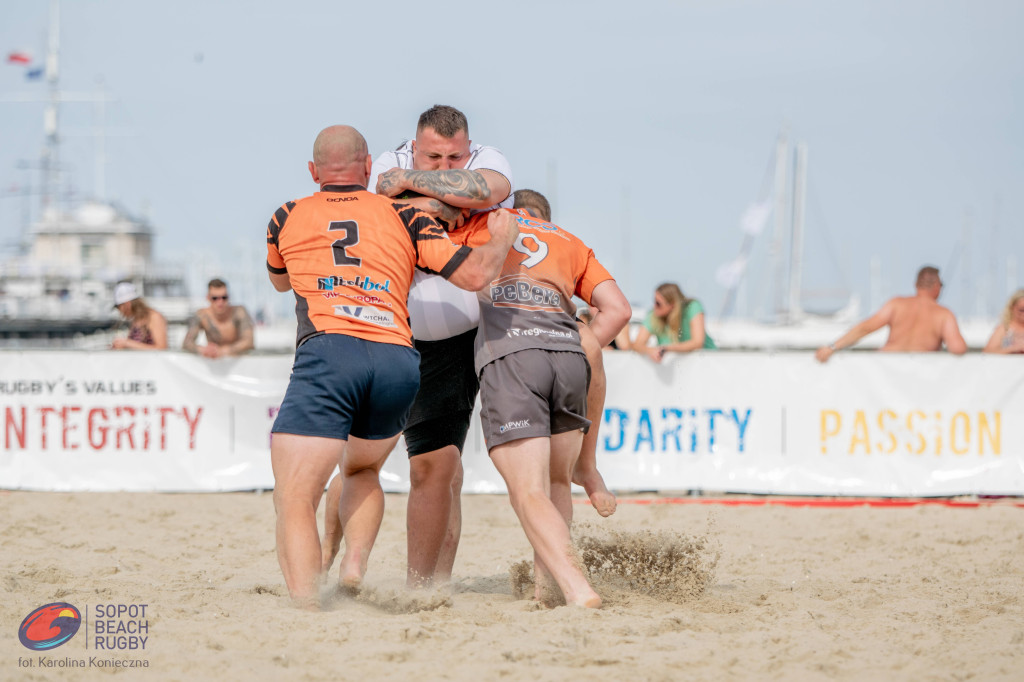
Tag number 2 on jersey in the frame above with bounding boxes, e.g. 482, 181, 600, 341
513, 233, 548, 268
328, 220, 361, 266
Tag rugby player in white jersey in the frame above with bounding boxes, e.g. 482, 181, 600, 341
322, 105, 614, 587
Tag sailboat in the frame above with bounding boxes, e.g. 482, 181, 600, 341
712, 132, 861, 349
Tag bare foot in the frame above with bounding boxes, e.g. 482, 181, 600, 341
563, 582, 602, 608
588, 490, 617, 517
338, 567, 362, 590
572, 466, 617, 517
291, 596, 320, 611
568, 592, 602, 609
336, 547, 366, 590
533, 572, 563, 608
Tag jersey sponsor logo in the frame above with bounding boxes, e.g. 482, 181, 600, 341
498, 419, 531, 434
514, 216, 570, 241
318, 274, 392, 293
333, 305, 397, 328
507, 328, 575, 340
490, 278, 561, 312
320, 292, 392, 306
326, 196, 357, 202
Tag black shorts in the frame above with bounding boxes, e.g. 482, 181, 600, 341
404, 328, 479, 457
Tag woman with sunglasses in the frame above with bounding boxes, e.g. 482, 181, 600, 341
631, 282, 716, 362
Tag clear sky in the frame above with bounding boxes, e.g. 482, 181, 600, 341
2, 0, 1021, 323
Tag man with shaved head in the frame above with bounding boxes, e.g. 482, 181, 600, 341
266, 124, 518, 607
815, 265, 968, 362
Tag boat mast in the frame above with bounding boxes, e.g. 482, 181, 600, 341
770, 132, 790, 321
786, 142, 807, 321
41, 0, 61, 214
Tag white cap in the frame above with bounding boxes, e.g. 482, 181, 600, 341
113, 282, 140, 307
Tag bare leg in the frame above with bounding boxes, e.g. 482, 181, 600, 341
491, 436, 600, 609
534, 429, 583, 603
406, 445, 459, 586
576, 324, 617, 516
321, 472, 343, 574
336, 434, 402, 588
433, 457, 463, 582
549, 430, 580, 526
271, 433, 345, 607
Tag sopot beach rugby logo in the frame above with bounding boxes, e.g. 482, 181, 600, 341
18, 602, 82, 651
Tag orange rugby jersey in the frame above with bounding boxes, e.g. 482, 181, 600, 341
449, 208, 614, 372
266, 184, 471, 347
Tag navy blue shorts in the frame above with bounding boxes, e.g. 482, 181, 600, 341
272, 333, 421, 441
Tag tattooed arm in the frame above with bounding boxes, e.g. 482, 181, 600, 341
181, 313, 204, 353
223, 307, 255, 356
376, 168, 511, 210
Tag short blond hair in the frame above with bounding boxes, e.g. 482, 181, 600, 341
416, 105, 468, 138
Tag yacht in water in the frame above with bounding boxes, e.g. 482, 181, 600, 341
0, 0, 189, 346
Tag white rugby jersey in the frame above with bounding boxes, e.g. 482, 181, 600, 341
370, 140, 514, 341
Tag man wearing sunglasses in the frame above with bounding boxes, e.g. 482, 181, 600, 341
182, 278, 255, 358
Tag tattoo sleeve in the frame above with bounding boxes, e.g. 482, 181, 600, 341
375, 169, 401, 197
402, 170, 490, 203
181, 316, 201, 352
231, 307, 255, 354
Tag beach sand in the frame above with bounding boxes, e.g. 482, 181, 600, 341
2, 490, 1022, 681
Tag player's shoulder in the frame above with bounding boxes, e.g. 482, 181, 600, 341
267, 197, 303, 230
374, 140, 413, 168
470, 142, 506, 155
281, 189, 327, 210
446, 211, 491, 242
467, 143, 510, 169
513, 209, 584, 244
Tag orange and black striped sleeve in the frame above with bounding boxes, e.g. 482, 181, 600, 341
266, 201, 295, 275
392, 202, 471, 279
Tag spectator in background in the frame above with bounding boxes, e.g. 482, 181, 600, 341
983, 289, 1024, 354
111, 281, 168, 350
182, 278, 255, 357
631, 282, 716, 362
816, 265, 967, 362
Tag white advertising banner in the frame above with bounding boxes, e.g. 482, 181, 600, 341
595, 352, 1024, 496
1, 351, 1022, 495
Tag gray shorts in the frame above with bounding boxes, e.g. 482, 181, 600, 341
478, 349, 591, 450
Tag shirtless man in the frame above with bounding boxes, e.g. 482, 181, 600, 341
815, 266, 968, 362
182, 279, 254, 358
